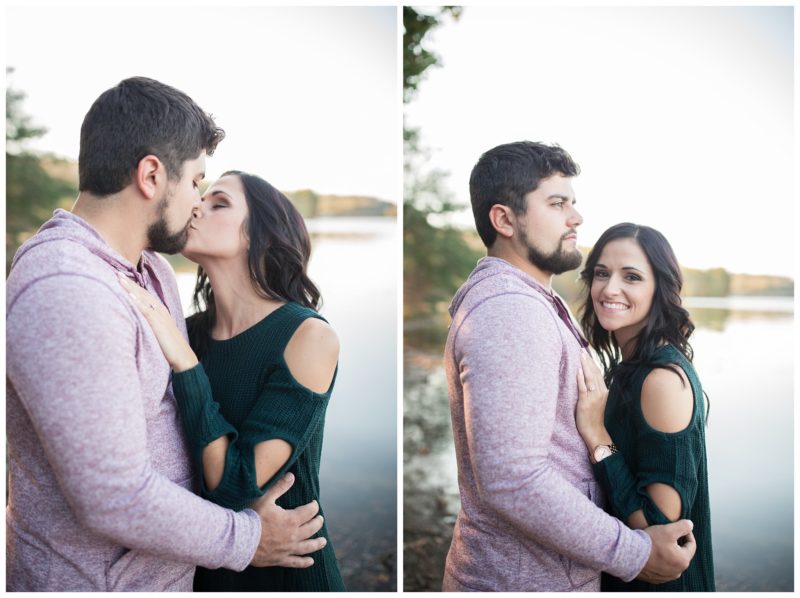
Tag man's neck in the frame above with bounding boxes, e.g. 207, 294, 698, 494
487, 244, 553, 289
72, 192, 148, 266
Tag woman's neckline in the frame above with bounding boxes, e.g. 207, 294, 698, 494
209, 302, 291, 343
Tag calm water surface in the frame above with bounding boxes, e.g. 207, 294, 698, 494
177, 216, 397, 591
404, 296, 793, 592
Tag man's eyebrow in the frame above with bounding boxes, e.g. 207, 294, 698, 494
547, 194, 575, 203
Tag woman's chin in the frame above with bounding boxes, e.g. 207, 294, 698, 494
595, 316, 616, 333
179, 249, 201, 265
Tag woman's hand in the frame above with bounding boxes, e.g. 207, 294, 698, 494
117, 272, 199, 373
576, 349, 613, 452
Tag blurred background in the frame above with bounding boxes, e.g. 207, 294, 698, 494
403, 6, 793, 592
6, 5, 397, 591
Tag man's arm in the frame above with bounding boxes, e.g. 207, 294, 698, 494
455, 294, 650, 580
7, 274, 262, 570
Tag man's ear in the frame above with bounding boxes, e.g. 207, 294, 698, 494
488, 204, 516, 240
134, 155, 165, 200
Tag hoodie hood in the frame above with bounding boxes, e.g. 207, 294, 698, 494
448, 256, 556, 317
448, 256, 587, 348
11, 209, 168, 298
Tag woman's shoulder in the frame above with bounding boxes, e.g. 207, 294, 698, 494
639, 357, 695, 434
286, 317, 339, 363
282, 307, 339, 395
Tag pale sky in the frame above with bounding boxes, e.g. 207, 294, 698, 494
406, 6, 794, 277
6, 5, 397, 202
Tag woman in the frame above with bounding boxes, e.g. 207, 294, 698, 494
119, 171, 345, 591
574, 223, 714, 591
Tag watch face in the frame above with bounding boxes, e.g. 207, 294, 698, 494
594, 446, 612, 461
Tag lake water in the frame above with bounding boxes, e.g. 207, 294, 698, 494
404, 296, 793, 592
177, 216, 398, 591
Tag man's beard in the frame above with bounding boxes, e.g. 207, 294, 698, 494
146, 191, 191, 254
519, 225, 583, 275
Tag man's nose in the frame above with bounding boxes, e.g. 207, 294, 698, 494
568, 206, 583, 227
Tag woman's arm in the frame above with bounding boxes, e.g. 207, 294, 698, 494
627, 366, 694, 526
118, 273, 198, 371
624, 483, 683, 529
201, 318, 339, 490
120, 276, 339, 504
577, 351, 695, 526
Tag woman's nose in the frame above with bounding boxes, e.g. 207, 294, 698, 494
604, 275, 622, 295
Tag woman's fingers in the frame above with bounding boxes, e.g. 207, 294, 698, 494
580, 349, 606, 393
579, 351, 596, 391
576, 366, 587, 395
117, 272, 162, 316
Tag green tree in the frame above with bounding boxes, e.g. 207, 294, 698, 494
7, 68, 77, 274
404, 7, 479, 338
403, 6, 462, 104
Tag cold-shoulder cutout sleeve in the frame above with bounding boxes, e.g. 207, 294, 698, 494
593, 360, 702, 526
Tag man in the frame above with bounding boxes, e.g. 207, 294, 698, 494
442, 141, 696, 591
6, 77, 326, 591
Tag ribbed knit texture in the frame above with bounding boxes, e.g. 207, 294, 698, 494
172, 302, 345, 592
594, 344, 715, 591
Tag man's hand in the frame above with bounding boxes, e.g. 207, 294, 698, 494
249, 472, 327, 568
638, 519, 697, 583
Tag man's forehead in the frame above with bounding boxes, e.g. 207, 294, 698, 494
530, 174, 576, 198
187, 152, 207, 176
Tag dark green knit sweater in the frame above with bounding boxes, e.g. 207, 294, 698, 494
593, 344, 715, 592
172, 302, 345, 592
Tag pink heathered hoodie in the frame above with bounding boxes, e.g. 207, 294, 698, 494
6, 210, 260, 591
442, 257, 651, 591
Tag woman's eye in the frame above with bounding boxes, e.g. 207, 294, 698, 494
626, 274, 642, 282
212, 203, 227, 210
594, 270, 608, 278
